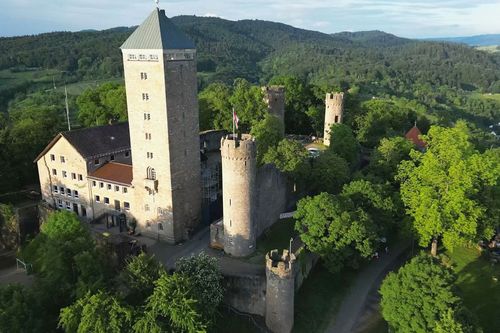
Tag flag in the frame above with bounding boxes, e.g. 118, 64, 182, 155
233, 109, 239, 130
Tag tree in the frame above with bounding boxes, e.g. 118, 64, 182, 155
133, 272, 206, 333
229, 78, 267, 132
0, 203, 17, 250
397, 122, 497, 251
380, 253, 463, 333
58, 291, 133, 333
328, 123, 360, 168
118, 252, 165, 306
250, 113, 284, 164
366, 136, 414, 184
434, 308, 482, 333
0, 284, 43, 332
262, 138, 310, 182
77, 83, 127, 127
176, 253, 224, 322
198, 82, 232, 131
294, 193, 378, 272
309, 150, 350, 194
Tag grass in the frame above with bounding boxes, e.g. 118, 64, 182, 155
293, 263, 356, 333
471, 92, 500, 103
243, 218, 296, 264
446, 246, 500, 333
212, 308, 264, 333
0, 68, 60, 91
55, 77, 123, 95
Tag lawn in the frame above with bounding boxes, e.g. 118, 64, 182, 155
446, 246, 500, 333
0, 68, 60, 91
244, 218, 296, 264
55, 77, 123, 95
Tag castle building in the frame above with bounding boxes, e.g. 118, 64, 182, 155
262, 86, 286, 134
36, 8, 202, 244
323, 92, 345, 146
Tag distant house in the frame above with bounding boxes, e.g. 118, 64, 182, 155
405, 125, 427, 150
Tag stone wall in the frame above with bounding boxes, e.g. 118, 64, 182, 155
223, 272, 267, 316
323, 92, 345, 146
255, 164, 288, 237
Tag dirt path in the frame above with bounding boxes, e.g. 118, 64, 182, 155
326, 241, 409, 333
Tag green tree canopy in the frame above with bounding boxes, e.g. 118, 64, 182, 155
397, 122, 498, 251
294, 192, 378, 272
198, 82, 232, 131
229, 78, 267, 133
176, 253, 224, 322
250, 113, 284, 164
328, 123, 360, 168
309, 150, 350, 194
59, 291, 133, 333
77, 82, 127, 127
380, 253, 470, 333
262, 138, 310, 182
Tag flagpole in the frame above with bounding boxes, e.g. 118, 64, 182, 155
232, 107, 235, 139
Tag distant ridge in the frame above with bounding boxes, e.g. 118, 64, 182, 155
424, 34, 500, 46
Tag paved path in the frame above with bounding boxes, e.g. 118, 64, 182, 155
326, 241, 409, 333
0, 267, 34, 286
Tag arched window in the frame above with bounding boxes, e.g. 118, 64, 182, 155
147, 167, 156, 180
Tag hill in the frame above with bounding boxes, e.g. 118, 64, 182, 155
0, 17, 499, 97
425, 34, 500, 46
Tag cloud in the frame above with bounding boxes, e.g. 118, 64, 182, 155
1, 0, 500, 37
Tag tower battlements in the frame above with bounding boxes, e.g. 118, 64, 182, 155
266, 249, 296, 278
262, 86, 286, 135
326, 92, 345, 107
220, 134, 256, 161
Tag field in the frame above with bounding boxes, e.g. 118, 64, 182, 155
476, 45, 500, 53
0, 68, 60, 92
447, 246, 500, 333
55, 77, 123, 95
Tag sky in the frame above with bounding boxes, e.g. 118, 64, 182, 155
1, 0, 500, 38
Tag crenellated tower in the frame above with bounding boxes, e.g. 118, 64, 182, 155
220, 134, 257, 257
265, 249, 296, 333
121, 8, 201, 243
323, 92, 345, 146
262, 86, 286, 135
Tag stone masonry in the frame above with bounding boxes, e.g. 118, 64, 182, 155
323, 92, 345, 146
262, 86, 286, 135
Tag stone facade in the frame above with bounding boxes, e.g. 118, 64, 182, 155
262, 86, 286, 135
265, 249, 296, 333
323, 92, 345, 146
220, 134, 257, 257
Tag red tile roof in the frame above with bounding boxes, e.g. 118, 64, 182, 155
89, 162, 133, 186
405, 126, 426, 149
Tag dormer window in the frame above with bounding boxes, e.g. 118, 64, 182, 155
128, 54, 137, 60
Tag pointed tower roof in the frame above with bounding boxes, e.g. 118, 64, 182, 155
120, 9, 195, 50
405, 125, 427, 149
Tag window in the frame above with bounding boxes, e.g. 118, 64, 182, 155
59, 186, 64, 193
65, 201, 71, 210
62, 171, 67, 178
149, 54, 158, 60
66, 188, 71, 197
115, 185, 120, 192
95, 195, 100, 203
123, 187, 128, 194
128, 54, 136, 60
125, 151, 130, 158
71, 172, 76, 180
52, 169, 57, 176
94, 159, 99, 165
107, 184, 111, 190
124, 202, 130, 210
99, 182, 104, 188
334, 115, 339, 123
110, 155, 115, 161
57, 199, 63, 208
147, 167, 156, 180
145, 133, 152, 140
92, 180, 97, 187
78, 174, 83, 181
140, 72, 148, 80
50, 154, 55, 161
142, 93, 149, 101
60, 156, 65, 163
145, 204, 150, 211
139, 54, 147, 60
53, 185, 58, 193
74, 190, 79, 198
104, 197, 110, 205
147, 152, 153, 159
158, 223, 164, 231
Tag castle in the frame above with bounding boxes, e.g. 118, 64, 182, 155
35, 8, 342, 332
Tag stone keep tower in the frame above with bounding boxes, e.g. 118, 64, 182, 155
262, 86, 286, 134
323, 92, 345, 147
221, 134, 256, 257
121, 8, 201, 243
265, 249, 296, 333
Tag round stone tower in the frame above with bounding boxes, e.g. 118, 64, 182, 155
323, 92, 345, 146
262, 86, 286, 135
265, 249, 296, 333
220, 134, 257, 257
